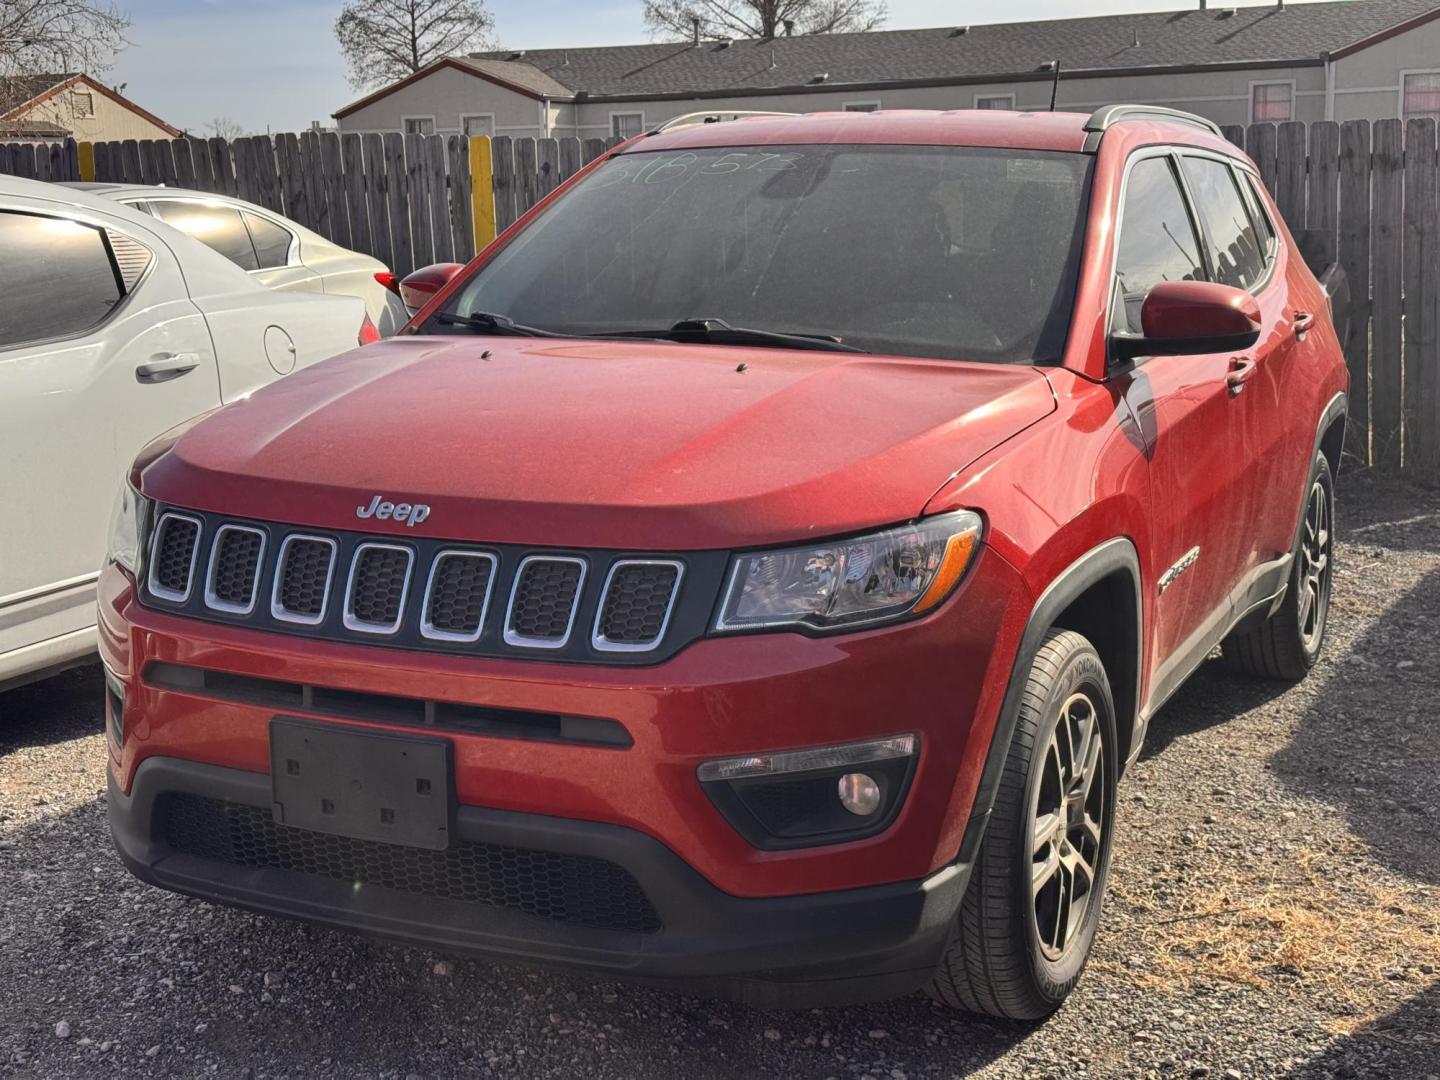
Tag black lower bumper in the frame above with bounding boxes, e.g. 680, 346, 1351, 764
109, 758, 969, 1007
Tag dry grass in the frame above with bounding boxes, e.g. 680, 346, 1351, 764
1096, 842, 1440, 1032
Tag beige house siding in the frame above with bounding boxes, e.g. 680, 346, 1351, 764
338, 66, 556, 134
1332, 15, 1440, 122
11, 80, 176, 141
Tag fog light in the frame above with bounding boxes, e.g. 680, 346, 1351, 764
838, 772, 881, 816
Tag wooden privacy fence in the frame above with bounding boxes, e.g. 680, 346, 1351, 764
2, 120, 1439, 481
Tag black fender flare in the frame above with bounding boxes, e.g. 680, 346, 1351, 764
954, 537, 1143, 868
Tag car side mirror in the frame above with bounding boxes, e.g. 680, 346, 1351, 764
1111, 280, 1262, 363
394, 262, 465, 313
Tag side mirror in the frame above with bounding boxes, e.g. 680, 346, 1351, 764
394, 262, 465, 313
1112, 280, 1262, 363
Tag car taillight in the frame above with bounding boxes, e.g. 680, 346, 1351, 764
374, 271, 400, 296
358, 314, 381, 345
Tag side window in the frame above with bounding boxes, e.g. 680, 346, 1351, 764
1113, 156, 1206, 334
1181, 156, 1267, 291
1238, 172, 1278, 257
150, 200, 259, 271
242, 211, 294, 269
0, 211, 126, 350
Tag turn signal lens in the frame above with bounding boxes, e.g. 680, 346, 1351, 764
697, 734, 916, 783
713, 511, 981, 633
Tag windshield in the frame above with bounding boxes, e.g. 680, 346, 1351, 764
428, 144, 1092, 364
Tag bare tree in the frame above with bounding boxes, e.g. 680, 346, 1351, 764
206, 116, 244, 140
0, 0, 129, 110
335, 0, 496, 90
643, 0, 885, 41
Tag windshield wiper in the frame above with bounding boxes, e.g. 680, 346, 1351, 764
433, 311, 567, 337
610, 318, 865, 354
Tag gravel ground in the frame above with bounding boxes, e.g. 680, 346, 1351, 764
2, 470, 1437, 1080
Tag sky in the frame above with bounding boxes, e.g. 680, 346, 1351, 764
107, 0, 1353, 136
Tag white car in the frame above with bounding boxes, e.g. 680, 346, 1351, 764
67, 184, 409, 336
0, 175, 378, 691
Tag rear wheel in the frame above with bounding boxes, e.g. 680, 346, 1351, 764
1222, 450, 1334, 681
927, 629, 1118, 1019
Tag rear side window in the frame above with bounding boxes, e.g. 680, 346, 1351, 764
0, 212, 126, 350
150, 200, 259, 271
243, 211, 294, 269
1238, 172, 1278, 256
1181, 157, 1268, 291
1112, 157, 1205, 334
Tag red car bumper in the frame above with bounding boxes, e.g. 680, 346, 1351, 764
100, 548, 1029, 1003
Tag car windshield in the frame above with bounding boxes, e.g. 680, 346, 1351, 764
427, 143, 1092, 364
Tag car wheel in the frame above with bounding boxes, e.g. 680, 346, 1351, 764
928, 628, 1118, 1019
1222, 450, 1334, 681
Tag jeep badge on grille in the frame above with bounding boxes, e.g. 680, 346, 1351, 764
356, 495, 431, 527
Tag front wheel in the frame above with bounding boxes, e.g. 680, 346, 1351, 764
1222, 450, 1334, 681
927, 629, 1118, 1019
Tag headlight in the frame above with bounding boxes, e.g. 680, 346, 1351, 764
713, 510, 982, 633
106, 481, 152, 577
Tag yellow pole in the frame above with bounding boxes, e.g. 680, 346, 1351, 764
469, 135, 496, 254
77, 141, 96, 182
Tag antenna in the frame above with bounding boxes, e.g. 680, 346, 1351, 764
1048, 61, 1062, 111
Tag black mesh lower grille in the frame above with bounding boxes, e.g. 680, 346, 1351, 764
426, 553, 493, 635
209, 528, 263, 607
509, 560, 582, 640
277, 539, 333, 617
152, 516, 199, 595
349, 546, 410, 626
599, 564, 679, 644
163, 794, 661, 934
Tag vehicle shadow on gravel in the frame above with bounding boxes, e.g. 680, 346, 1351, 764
1285, 982, 1440, 1079
0, 664, 103, 753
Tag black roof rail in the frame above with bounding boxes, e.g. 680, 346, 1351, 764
1084, 105, 1225, 140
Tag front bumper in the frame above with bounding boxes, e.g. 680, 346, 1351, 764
110, 756, 969, 1006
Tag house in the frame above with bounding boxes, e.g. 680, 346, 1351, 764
334, 0, 1440, 140
0, 74, 182, 142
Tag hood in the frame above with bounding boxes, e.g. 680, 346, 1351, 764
145, 337, 1055, 550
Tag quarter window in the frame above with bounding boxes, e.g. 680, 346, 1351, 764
1403, 73, 1440, 122
150, 200, 259, 271
243, 211, 294, 269
1251, 83, 1293, 124
1181, 157, 1267, 291
0, 212, 126, 350
1112, 156, 1205, 334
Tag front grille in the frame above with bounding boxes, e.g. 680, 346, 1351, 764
274, 537, 335, 622
506, 558, 584, 646
423, 552, 495, 640
206, 526, 264, 612
595, 561, 682, 649
345, 544, 412, 632
163, 794, 661, 933
149, 514, 201, 600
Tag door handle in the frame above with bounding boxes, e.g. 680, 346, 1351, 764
1293, 311, 1315, 339
135, 353, 200, 384
1227, 356, 1257, 396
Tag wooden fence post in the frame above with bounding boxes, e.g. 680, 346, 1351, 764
491, 135, 516, 232
362, 133, 392, 270
405, 132, 434, 268
342, 133, 370, 256
383, 132, 412, 277
515, 137, 538, 221
425, 134, 453, 263
470, 135, 496, 252
446, 134, 473, 261
1338, 120, 1373, 464
252, 136, 281, 212
1371, 119, 1405, 472
1403, 118, 1440, 478
77, 141, 95, 181
320, 131, 350, 248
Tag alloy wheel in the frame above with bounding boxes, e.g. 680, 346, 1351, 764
1297, 479, 1332, 652
1029, 690, 1106, 963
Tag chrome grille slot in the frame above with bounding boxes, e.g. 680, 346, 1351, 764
593, 560, 684, 652
422, 551, 496, 642
204, 525, 266, 614
505, 556, 586, 648
148, 513, 202, 603
271, 535, 337, 625
343, 542, 414, 635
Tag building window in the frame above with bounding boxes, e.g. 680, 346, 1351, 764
611, 113, 644, 139
402, 116, 435, 135
975, 94, 1015, 111
1404, 72, 1440, 122
461, 114, 494, 137
1251, 83, 1293, 123
843, 101, 880, 112
71, 91, 94, 118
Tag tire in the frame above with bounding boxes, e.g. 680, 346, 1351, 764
1222, 450, 1334, 682
927, 629, 1118, 1019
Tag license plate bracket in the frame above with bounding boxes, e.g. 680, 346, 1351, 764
269, 718, 453, 850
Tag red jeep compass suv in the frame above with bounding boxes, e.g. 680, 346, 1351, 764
101, 107, 1347, 1018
